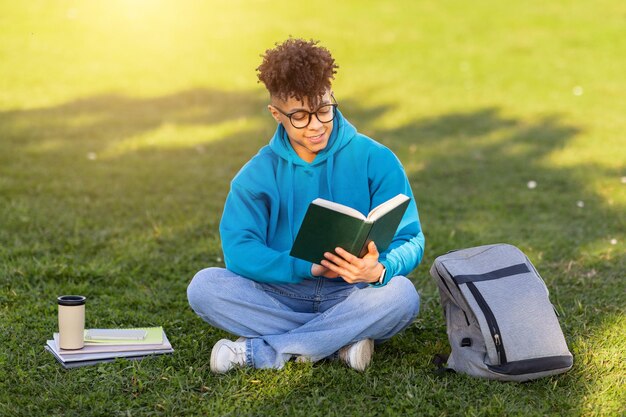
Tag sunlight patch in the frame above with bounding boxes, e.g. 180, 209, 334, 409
22, 139, 66, 154
544, 136, 624, 171
577, 237, 625, 261
100, 117, 262, 158
578, 313, 626, 415
404, 161, 426, 175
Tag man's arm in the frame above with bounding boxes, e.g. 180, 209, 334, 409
368, 146, 425, 284
319, 145, 425, 286
220, 183, 314, 284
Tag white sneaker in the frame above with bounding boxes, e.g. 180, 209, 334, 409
233, 337, 317, 365
294, 355, 314, 363
210, 339, 248, 373
338, 339, 374, 371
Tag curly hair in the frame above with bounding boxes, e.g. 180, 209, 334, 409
257, 38, 338, 108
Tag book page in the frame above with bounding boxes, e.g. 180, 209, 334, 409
311, 198, 366, 220
366, 194, 410, 222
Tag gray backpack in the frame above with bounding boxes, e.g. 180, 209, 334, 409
429, 243, 573, 382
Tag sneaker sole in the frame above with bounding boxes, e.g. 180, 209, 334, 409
210, 339, 231, 373
350, 339, 375, 371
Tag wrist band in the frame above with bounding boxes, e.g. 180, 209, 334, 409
378, 267, 386, 284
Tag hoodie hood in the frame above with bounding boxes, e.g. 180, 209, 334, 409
267, 109, 357, 241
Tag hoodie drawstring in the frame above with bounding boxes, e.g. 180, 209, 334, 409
326, 155, 334, 201
270, 111, 354, 244
286, 159, 295, 243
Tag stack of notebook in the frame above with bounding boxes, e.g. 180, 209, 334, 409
45, 327, 174, 369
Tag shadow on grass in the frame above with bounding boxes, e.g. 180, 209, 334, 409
1, 88, 624, 415
0, 89, 268, 147
0, 88, 271, 276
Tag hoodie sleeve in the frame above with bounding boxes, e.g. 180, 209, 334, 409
367, 146, 425, 286
219, 182, 314, 283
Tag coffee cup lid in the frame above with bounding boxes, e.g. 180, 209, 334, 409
57, 295, 87, 306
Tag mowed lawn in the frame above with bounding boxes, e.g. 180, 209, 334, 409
1, 1, 624, 416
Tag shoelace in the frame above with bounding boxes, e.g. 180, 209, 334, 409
226, 342, 246, 365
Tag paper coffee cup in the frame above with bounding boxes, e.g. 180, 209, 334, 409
57, 295, 86, 350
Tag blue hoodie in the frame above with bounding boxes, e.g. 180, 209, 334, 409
220, 110, 425, 286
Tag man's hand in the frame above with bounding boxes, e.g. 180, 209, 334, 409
318, 241, 384, 284
310, 263, 341, 279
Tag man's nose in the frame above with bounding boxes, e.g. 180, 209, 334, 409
308, 113, 323, 129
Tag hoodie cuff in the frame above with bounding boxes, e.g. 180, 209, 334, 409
293, 258, 314, 279
369, 259, 392, 288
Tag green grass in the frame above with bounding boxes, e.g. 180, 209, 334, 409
1, 1, 625, 416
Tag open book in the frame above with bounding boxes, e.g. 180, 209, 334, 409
290, 194, 410, 264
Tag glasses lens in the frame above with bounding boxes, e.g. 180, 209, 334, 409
290, 111, 310, 128
316, 105, 335, 123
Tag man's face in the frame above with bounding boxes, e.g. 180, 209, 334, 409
268, 91, 334, 163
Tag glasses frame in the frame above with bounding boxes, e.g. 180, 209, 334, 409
272, 96, 339, 129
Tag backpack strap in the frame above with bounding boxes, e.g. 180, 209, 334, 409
432, 353, 455, 375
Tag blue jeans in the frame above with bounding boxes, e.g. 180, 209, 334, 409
187, 267, 420, 369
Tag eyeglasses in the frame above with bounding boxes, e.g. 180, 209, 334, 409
272, 97, 338, 129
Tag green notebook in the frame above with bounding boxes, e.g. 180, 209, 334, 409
83, 327, 164, 345
290, 194, 410, 264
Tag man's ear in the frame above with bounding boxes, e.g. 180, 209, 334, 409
267, 105, 281, 124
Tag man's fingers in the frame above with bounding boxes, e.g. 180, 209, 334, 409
321, 259, 349, 278
368, 241, 379, 256
324, 251, 359, 272
334, 247, 359, 263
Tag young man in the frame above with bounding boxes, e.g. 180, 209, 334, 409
187, 38, 425, 373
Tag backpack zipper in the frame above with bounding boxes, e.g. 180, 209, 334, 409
466, 282, 507, 364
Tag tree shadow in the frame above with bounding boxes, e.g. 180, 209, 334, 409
1, 88, 623, 415
0, 88, 271, 261
345, 103, 624, 414
0, 88, 268, 148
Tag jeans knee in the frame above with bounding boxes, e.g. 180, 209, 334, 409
387, 276, 420, 320
187, 267, 224, 313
